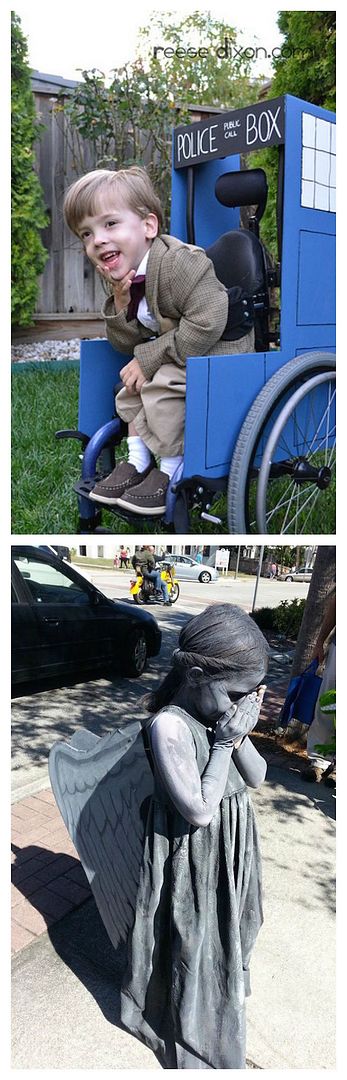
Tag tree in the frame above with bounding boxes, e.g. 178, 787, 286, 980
254, 10, 336, 255
272, 10, 336, 112
11, 12, 48, 326
270, 546, 297, 569
137, 11, 263, 109
291, 546, 335, 676
55, 11, 263, 230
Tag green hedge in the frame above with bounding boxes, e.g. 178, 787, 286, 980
252, 597, 305, 639
11, 12, 48, 327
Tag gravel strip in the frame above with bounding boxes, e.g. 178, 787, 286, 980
11, 339, 82, 363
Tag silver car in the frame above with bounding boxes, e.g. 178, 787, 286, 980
278, 566, 313, 583
158, 554, 219, 583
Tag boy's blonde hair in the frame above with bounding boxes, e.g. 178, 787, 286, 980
63, 166, 163, 235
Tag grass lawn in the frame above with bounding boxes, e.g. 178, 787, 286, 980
12, 364, 335, 536
12, 365, 82, 533
11, 365, 225, 535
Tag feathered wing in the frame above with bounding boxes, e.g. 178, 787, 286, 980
48, 722, 153, 950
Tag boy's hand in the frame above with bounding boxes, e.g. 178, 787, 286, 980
97, 267, 136, 313
120, 358, 147, 394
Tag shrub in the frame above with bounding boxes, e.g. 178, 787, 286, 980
11, 13, 48, 326
250, 607, 275, 631
252, 597, 306, 639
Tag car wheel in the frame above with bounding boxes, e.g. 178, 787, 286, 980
199, 571, 212, 583
122, 629, 148, 677
285, 575, 293, 581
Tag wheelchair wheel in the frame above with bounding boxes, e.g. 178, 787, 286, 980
227, 352, 336, 534
256, 371, 336, 533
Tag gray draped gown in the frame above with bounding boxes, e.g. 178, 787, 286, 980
120, 706, 263, 1069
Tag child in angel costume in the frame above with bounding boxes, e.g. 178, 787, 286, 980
49, 603, 269, 1069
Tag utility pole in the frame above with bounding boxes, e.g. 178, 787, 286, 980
234, 546, 241, 580
252, 546, 265, 612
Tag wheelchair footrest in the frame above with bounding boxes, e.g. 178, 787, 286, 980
74, 478, 173, 528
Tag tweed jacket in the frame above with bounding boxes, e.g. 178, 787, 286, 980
101, 233, 233, 381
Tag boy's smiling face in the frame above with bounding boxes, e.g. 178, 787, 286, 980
78, 191, 158, 278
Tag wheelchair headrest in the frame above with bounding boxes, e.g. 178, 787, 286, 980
206, 230, 266, 294
215, 168, 268, 223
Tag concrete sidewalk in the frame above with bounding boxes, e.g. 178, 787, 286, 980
11, 677, 289, 954
11, 682, 336, 1070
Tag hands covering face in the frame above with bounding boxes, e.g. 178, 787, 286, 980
214, 686, 266, 747
191, 674, 266, 747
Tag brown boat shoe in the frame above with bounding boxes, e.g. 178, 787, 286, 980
114, 467, 169, 516
89, 460, 154, 504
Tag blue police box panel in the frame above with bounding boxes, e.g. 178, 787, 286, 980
170, 94, 335, 480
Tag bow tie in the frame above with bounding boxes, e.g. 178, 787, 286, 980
126, 274, 146, 322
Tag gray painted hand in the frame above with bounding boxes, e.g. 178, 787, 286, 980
214, 687, 265, 747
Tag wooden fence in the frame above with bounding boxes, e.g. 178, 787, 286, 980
32, 72, 105, 317
31, 71, 221, 319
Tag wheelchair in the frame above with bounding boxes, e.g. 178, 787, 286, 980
57, 93, 336, 535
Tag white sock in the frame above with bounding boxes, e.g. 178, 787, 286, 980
160, 455, 184, 479
127, 436, 152, 473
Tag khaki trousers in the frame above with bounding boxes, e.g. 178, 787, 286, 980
116, 330, 255, 457
116, 363, 186, 456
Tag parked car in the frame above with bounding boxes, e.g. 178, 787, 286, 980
278, 566, 313, 583
157, 553, 219, 583
12, 546, 161, 686
38, 544, 71, 562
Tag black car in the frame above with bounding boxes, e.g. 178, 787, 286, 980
12, 546, 162, 685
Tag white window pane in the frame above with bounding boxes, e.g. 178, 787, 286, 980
302, 112, 316, 147
301, 180, 314, 207
314, 183, 329, 211
330, 187, 336, 212
316, 118, 331, 151
331, 124, 336, 155
315, 149, 330, 185
302, 146, 315, 180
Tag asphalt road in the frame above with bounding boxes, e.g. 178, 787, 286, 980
75, 564, 310, 612
11, 573, 305, 802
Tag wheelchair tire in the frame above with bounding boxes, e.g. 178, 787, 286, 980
256, 370, 336, 533
227, 352, 336, 534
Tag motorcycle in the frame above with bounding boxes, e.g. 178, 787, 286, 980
130, 563, 180, 605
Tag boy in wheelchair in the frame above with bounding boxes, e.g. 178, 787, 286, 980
64, 166, 254, 517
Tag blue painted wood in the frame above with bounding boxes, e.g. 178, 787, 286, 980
183, 351, 267, 479
78, 339, 126, 437
170, 151, 240, 246
279, 95, 336, 356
